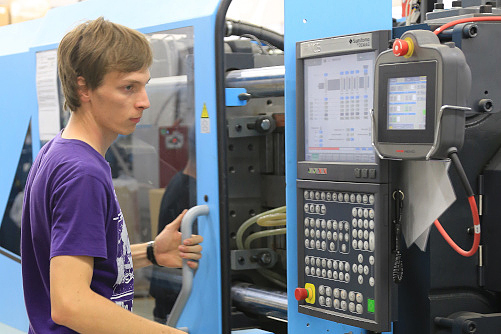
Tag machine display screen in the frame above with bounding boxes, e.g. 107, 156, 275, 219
304, 51, 376, 163
387, 76, 427, 130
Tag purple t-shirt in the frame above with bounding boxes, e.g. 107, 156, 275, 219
21, 132, 134, 333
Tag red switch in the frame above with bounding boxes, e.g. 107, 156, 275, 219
295, 288, 309, 301
393, 39, 409, 57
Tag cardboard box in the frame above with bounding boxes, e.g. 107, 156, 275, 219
149, 188, 165, 238
0, 5, 10, 26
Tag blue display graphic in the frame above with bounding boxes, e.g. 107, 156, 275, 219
304, 51, 376, 163
387, 76, 427, 130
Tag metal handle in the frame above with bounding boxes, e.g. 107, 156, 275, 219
166, 205, 210, 329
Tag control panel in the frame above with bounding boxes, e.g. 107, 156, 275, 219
296, 180, 391, 332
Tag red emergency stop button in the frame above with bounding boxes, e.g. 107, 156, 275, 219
295, 288, 309, 301
393, 37, 414, 58
393, 39, 408, 56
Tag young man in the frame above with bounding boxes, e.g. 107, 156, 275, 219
21, 17, 202, 334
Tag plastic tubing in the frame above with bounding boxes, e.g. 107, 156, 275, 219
434, 196, 480, 257
257, 213, 287, 227
236, 206, 286, 250
244, 228, 287, 249
434, 16, 501, 35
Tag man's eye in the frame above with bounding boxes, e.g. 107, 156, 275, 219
125, 85, 133, 91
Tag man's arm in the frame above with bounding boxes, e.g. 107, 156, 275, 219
132, 210, 203, 269
50, 255, 185, 334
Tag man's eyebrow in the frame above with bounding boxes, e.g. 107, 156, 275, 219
123, 77, 151, 85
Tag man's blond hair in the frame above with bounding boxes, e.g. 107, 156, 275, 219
57, 17, 153, 111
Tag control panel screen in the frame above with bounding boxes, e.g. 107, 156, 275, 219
304, 51, 376, 163
387, 76, 427, 130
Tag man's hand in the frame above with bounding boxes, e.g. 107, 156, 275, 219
154, 210, 204, 269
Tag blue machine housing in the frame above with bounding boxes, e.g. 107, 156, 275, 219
0, 0, 223, 332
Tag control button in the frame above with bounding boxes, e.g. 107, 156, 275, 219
304, 204, 309, 213
340, 289, 347, 300
356, 304, 363, 314
332, 193, 338, 201
321, 259, 326, 267
341, 301, 348, 311
358, 264, 364, 274
333, 231, 338, 241
327, 259, 333, 268
305, 267, 310, 275
309, 204, 315, 212
369, 232, 375, 251
304, 217, 309, 227
364, 230, 369, 240
341, 244, 347, 253
339, 262, 344, 271
310, 240, 315, 248
344, 234, 349, 242
363, 194, 368, 203
310, 218, 315, 226
339, 233, 343, 242
332, 220, 338, 230
321, 241, 327, 251
320, 192, 326, 200
361, 169, 368, 178
295, 288, 309, 301
316, 219, 321, 228
369, 169, 376, 179
344, 221, 350, 231
338, 193, 344, 202
352, 229, 358, 239
309, 229, 314, 238
364, 265, 369, 275
339, 272, 345, 281
358, 254, 364, 263
319, 296, 325, 306
369, 256, 375, 265
349, 302, 356, 313
321, 230, 326, 239
369, 195, 375, 204
321, 219, 326, 229
345, 273, 350, 282
364, 219, 369, 229
358, 275, 364, 285
315, 191, 320, 200
327, 270, 332, 279
316, 230, 321, 239
352, 218, 357, 228
357, 208, 363, 218
352, 208, 358, 217
321, 205, 326, 214
354, 168, 361, 178
316, 240, 321, 250
334, 299, 340, 309
352, 240, 358, 249
369, 220, 375, 230
316, 268, 321, 276
305, 256, 310, 265
304, 239, 309, 248
304, 191, 309, 200
364, 241, 369, 250
356, 293, 363, 303
333, 261, 339, 270
333, 288, 340, 299
369, 209, 375, 219
368, 298, 375, 313
326, 297, 332, 308
315, 205, 321, 214
358, 230, 363, 239
310, 266, 315, 275
309, 191, 314, 199
333, 271, 339, 280
393, 37, 413, 57
344, 194, 350, 202
358, 219, 363, 228
327, 220, 332, 229
327, 231, 332, 240
352, 263, 358, 273
358, 240, 363, 249
363, 209, 369, 218
319, 285, 325, 295
369, 277, 375, 286
316, 258, 321, 267
304, 229, 309, 237
356, 194, 362, 203
326, 286, 332, 296
350, 194, 356, 203
329, 242, 336, 251
326, 192, 332, 201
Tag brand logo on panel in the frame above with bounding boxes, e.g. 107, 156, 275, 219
349, 36, 371, 48
308, 168, 327, 175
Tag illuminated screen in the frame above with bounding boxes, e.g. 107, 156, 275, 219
387, 76, 427, 130
304, 51, 376, 163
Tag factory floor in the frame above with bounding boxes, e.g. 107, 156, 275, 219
133, 296, 156, 321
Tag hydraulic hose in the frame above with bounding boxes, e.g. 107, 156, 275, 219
226, 19, 284, 50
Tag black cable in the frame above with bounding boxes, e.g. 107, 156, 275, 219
226, 19, 284, 50
448, 148, 474, 197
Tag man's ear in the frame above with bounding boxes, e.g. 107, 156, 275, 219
77, 76, 90, 103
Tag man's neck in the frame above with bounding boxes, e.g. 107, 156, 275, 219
62, 111, 116, 157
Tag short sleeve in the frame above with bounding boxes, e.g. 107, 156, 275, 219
50, 174, 109, 259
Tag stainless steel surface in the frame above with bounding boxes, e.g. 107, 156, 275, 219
226, 66, 284, 97
231, 282, 288, 319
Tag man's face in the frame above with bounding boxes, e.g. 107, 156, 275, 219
87, 68, 151, 137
